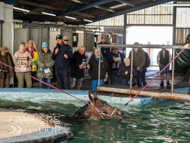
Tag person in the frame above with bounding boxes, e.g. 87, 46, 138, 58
116, 58, 138, 85
87, 48, 108, 90
157, 48, 171, 87
13, 42, 33, 88
63, 36, 72, 49
25, 40, 38, 86
52, 35, 73, 89
37, 42, 55, 89
0, 46, 14, 88
141, 48, 150, 87
115, 58, 130, 85
129, 42, 145, 87
110, 47, 124, 84
184, 35, 190, 93
98, 36, 113, 84
70, 45, 86, 90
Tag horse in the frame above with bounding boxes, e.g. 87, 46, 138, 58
3, 93, 123, 121
69, 93, 123, 120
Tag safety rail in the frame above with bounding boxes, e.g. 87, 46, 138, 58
96, 44, 186, 98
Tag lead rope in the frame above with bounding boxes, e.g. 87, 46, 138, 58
0, 61, 105, 113
122, 46, 187, 109
90, 100, 118, 119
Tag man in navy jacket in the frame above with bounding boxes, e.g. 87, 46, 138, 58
52, 35, 73, 89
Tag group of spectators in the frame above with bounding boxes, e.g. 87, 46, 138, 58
0, 34, 174, 90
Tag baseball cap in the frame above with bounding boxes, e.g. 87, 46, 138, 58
56, 34, 63, 40
42, 42, 48, 48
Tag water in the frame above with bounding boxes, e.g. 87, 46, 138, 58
1, 99, 190, 143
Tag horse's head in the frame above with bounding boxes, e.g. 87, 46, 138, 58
88, 93, 123, 120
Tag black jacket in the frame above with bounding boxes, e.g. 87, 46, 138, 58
88, 55, 108, 80
98, 42, 113, 64
52, 43, 73, 69
142, 51, 150, 72
117, 63, 138, 78
70, 50, 86, 78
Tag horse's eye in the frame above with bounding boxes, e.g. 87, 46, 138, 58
99, 104, 104, 107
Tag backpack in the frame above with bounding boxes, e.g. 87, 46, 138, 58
145, 52, 150, 68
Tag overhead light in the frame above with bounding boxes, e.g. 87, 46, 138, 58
110, 3, 127, 9
13, 7, 30, 12
161, 4, 190, 6
83, 19, 93, 23
76, 30, 84, 34
71, 0, 83, 4
42, 12, 56, 17
65, 16, 76, 20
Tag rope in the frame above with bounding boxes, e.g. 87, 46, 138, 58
122, 46, 187, 109
0, 61, 104, 113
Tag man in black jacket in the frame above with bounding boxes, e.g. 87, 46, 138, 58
70, 45, 86, 90
52, 35, 73, 89
98, 36, 113, 84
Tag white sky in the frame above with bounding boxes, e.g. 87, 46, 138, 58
126, 26, 173, 65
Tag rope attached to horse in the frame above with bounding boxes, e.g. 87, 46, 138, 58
122, 46, 187, 109
0, 61, 105, 113
90, 100, 118, 119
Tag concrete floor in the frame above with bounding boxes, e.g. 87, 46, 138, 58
30, 66, 188, 91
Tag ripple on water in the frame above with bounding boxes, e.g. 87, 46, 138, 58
0, 99, 190, 142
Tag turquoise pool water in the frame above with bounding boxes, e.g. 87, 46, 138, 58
0, 99, 190, 143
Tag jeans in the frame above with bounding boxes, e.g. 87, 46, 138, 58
56, 67, 70, 89
39, 78, 51, 88
142, 71, 146, 85
115, 78, 129, 85
92, 79, 103, 90
137, 71, 142, 87
110, 71, 117, 85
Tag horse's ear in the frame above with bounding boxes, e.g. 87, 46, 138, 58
93, 92, 98, 99
89, 94, 95, 103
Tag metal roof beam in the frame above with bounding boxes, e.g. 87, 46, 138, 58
72, 12, 95, 18
19, 1, 65, 11
116, 0, 135, 7
4, 0, 24, 4
38, 0, 115, 21
82, 0, 173, 25
94, 6, 115, 12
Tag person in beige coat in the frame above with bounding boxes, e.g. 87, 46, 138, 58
13, 42, 33, 88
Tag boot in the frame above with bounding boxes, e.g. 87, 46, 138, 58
160, 81, 164, 87
167, 81, 171, 87
143, 82, 147, 87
